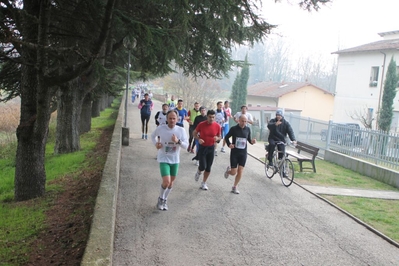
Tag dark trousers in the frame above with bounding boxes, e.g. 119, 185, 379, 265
267, 139, 285, 161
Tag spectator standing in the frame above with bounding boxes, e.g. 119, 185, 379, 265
192, 110, 222, 190
223, 114, 256, 194
151, 110, 189, 210
138, 93, 154, 139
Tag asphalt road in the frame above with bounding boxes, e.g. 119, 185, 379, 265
113, 98, 399, 266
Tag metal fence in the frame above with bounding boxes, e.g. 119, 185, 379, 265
251, 112, 399, 170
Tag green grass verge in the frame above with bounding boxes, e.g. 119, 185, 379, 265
0, 99, 119, 265
293, 159, 399, 243
324, 195, 399, 243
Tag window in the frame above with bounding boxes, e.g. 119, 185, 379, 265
369, 66, 379, 87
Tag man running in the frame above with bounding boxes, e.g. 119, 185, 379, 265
223, 114, 256, 194
175, 99, 189, 128
155, 104, 169, 126
151, 110, 189, 211
192, 110, 222, 190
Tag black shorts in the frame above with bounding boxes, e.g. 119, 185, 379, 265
230, 150, 247, 168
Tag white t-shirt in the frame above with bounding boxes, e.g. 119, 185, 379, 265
234, 112, 253, 125
151, 125, 188, 164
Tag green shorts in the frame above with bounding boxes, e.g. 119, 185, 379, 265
159, 163, 179, 177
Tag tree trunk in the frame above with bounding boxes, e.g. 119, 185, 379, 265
54, 79, 86, 154
92, 97, 101, 117
80, 93, 92, 134
15, 65, 51, 201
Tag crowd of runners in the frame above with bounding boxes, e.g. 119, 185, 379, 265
131, 88, 295, 211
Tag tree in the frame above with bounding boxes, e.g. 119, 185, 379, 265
378, 57, 398, 132
230, 55, 250, 114
0, 0, 328, 201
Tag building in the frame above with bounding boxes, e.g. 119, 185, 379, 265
332, 30, 399, 131
246, 81, 334, 122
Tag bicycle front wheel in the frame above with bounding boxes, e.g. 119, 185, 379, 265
265, 163, 275, 178
280, 159, 294, 187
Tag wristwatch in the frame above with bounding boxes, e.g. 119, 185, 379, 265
177, 139, 181, 145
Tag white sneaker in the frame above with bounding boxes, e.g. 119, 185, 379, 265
200, 182, 208, 190
162, 199, 168, 211
224, 166, 231, 179
221, 147, 225, 153
157, 197, 164, 210
195, 160, 199, 166
195, 170, 202, 182
214, 150, 218, 156
231, 186, 240, 194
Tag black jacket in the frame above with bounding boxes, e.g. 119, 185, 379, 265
267, 117, 296, 142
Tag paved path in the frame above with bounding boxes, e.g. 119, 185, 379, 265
112, 98, 399, 266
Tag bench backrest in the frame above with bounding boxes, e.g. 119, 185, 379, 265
296, 141, 319, 159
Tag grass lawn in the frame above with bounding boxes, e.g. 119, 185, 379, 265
294, 159, 399, 243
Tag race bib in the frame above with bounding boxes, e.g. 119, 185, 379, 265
164, 142, 178, 153
235, 137, 247, 149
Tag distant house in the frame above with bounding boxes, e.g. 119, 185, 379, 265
246, 81, 334, 122
332, 30, 399, 131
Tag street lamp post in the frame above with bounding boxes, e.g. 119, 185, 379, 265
122, 37, 137, 146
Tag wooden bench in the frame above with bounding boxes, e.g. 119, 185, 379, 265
285, 141, 319, 173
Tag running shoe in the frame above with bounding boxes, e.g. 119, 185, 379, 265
231, 186, 240, 194
221, 147, 225, 153
145, 134, 148, 140
195, 170, 202, 182
267, 161, 273, 167
214, 150, 218, 156
200, 182, 208, 190
190, 148, 195, 154
224, 166, 231, 179
195, 160, 199, 166
142, 134, 145, 139
157, 197, 164, 210
162, 200, 168, 211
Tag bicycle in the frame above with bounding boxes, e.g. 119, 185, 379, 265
264, 141, 295, 187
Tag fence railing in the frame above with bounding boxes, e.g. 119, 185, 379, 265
250, 112, 399, 170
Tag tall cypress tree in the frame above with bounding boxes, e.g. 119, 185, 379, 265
230, 55, 250, 114
378, 57, 398, 132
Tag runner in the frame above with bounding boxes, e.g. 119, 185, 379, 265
175, 99, 189, 128
138, 93, 153, 139
220, 100, 232, 153
233, 105, 253, 126
151, 110, 189, 211
191, 106, 207, 166
187, 102, 201, 153
223, 114, 256, 194
192, 109, 222, 190
155, 103, 169, 126
214, 101, 227, 156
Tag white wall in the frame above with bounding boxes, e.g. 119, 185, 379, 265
334, 51, 399, 130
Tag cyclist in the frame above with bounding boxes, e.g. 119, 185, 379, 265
267, 109, 296, 167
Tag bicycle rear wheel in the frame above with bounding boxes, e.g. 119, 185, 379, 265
280, 159, 294, 187
265, 155, 275, 178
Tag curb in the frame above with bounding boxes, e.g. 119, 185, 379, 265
81, 96, 124, 266
247, 153, 399, 249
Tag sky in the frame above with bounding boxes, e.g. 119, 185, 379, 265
260, 0, 398, 62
